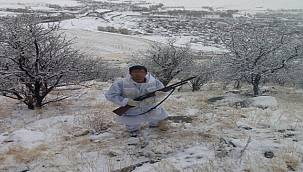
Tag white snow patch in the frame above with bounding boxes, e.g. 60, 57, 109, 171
185, 108, 199, 116
9, 128, 46, 149
249, 96, 278, 109
134, 145, 214, 171
89, 132, 114, 142
0, 0, 80, 8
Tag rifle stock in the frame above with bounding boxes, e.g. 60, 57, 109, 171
112, 105, 134, 116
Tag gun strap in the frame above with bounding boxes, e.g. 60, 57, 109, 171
133, 88, 176, 116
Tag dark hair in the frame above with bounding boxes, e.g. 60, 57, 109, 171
129, 65, 147, 73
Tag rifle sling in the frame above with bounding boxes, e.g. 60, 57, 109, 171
128, 88, 175, 116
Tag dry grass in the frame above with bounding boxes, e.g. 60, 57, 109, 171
0, 155, 6, 166
279, 145, 302, 171
6, 144, 48, 164
75, 109, 115, 134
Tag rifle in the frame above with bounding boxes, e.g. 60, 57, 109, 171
113, 76, 196, 116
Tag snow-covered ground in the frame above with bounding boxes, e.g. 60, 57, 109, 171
60, 16, 227, 54
63, 28, 152, 63
0, 1, 303, 171
97, 0, 303, 10
1, 82, 303, 171
0, 0, 80, 9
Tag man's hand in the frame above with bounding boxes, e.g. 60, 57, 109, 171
127, 99, 140, 107
155, 91, 166, 97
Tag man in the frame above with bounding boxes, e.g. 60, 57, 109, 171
105, 65, 168, 137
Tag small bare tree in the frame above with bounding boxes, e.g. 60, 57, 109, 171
0, 14, 105, 109
183, 60, 215, 92
134, 39, 193, 86
214, 20, 303, 96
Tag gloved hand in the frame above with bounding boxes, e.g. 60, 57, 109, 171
127, 99, 140, 107
155, 91, 167, 97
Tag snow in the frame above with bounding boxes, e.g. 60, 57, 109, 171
185, 108, 199, 116
0, 0, 80, 8
59, 14, 226, 53
8, 129, 46, 149
0, 81, 303, 171
0, 11, 18, 17
134, 145, 215, 171
0, 58, 301, 171
0, 133, 8, 143
63, 28, 151, 60
94, 0, 303, 10
249, 96, 278, 109
89, 132, 114, 142
137, 34, 227, 52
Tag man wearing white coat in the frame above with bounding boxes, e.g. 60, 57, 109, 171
105, 65, 168, 137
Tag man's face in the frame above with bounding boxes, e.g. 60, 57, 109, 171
130, 69, 147, 82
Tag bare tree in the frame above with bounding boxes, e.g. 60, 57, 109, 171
0, 14, 105, 109
266, 59, 303, 87
134, 39, 193, 86
183, 59, 215, 92
213, 20, 303, 96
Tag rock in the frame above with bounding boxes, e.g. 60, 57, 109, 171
2, 165, 29, 172
207, 96, 225, 103
196, 155, 203, 159
2, 132, 9, 136
142, 150, 155, 158
264, 151, 274, 159
225, 90, 241, 94
112, 160, 151, 172
152, 145, 173, 155
108, 150, 121, 157
249, 96, 278, 109
238, 126, 253, 130
208, 95, 249, 108
127, 138, 139, 146
63, 135, 72, 141
167, 116, 193, 123
3, 139, 14, 143
73, 129, 90, 137
283, 133, 295, 138
89, 132, 113, 142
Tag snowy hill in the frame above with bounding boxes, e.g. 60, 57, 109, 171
1, 81, 303, 171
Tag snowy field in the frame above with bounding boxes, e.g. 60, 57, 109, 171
0, 81, 303, 171
98, 0, 303, 10
1, 0, 302, 10
63, 29, 152, 63
0, 0, 80, 9
0, 1, 303, 171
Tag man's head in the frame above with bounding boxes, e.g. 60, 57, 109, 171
129, 65, 147, 83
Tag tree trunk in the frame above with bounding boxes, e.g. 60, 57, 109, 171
252, 74, 261, 96
35, 98, 43, 108
34, 81, 43, 108
25, 96, 35, 110
253, 83, 259, 96
192, 83, 201, 92
234, 80, 241, 89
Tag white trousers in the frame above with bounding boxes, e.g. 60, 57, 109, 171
116, 107, 168, 132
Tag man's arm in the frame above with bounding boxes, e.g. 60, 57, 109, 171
105, 80, 129, 106
154, 79, 167, 97
155, 79, 165, 89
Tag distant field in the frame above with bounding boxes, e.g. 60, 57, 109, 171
0, 0, 80, 9
1, 0, 301, 11
97, 0, 303, 10
63, 29, 152, 63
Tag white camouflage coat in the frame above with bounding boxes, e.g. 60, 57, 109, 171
105, 73, 168, 131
